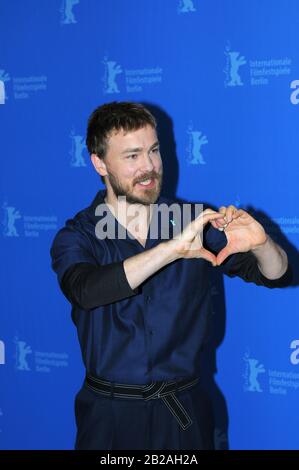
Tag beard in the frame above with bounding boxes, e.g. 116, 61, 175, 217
106, 168, 163, 205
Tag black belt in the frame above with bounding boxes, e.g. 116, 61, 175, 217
85, 374, 199, 430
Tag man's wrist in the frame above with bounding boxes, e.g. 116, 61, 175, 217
162, 239, 181, 263
251, 234, 270, 255
251, 235, 288, 279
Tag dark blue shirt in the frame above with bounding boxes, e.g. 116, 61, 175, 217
50, 189, 291, 384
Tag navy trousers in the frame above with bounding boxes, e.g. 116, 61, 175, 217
74, 380, 214, 450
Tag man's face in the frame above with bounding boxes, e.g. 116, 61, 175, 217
103, 125, 163, 205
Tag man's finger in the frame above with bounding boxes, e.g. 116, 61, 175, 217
202, 208, 218, 215
218, 205, 239, 223
216, 245, 235, 265
232, 209, 246, 220
199, 247, 217, 267
200, 212, 227, 229
225, 205, 238, 223
211, 218, 227, 230
191, 211, 224, 234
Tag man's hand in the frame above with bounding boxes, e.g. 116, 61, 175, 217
213, 205, 268, 265
124, 204, 288, 291
123, 208, 226, 290
171, 209, 226, 266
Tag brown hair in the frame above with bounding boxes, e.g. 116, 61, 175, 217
86, 101, 157, 159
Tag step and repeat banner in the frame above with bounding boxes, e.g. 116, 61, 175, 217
1, 0, 298, 449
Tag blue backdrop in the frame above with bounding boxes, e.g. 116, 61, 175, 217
1, 0, 298, 450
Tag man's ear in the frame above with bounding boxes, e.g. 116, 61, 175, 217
91, 153, 108, 177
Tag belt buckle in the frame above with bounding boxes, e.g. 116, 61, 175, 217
143, 389, 153, 400
143, 381, 165, 400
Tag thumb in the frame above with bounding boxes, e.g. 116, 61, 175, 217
216, 245, 234, 265
199, 247, 217, 267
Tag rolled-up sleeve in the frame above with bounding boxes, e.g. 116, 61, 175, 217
204, 224, 293, 288
220, 250, 293, 288
50, 220, 138, 309
60, 262, 138, 309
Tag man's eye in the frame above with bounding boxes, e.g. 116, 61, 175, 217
151, 147, 160, 154
127, 154, 138, 159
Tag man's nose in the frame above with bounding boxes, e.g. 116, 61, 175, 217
140, 153, 154, 172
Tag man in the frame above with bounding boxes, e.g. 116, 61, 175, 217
50, 101, 291, 450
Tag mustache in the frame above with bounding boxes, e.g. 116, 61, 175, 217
133, 171, 161, 185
